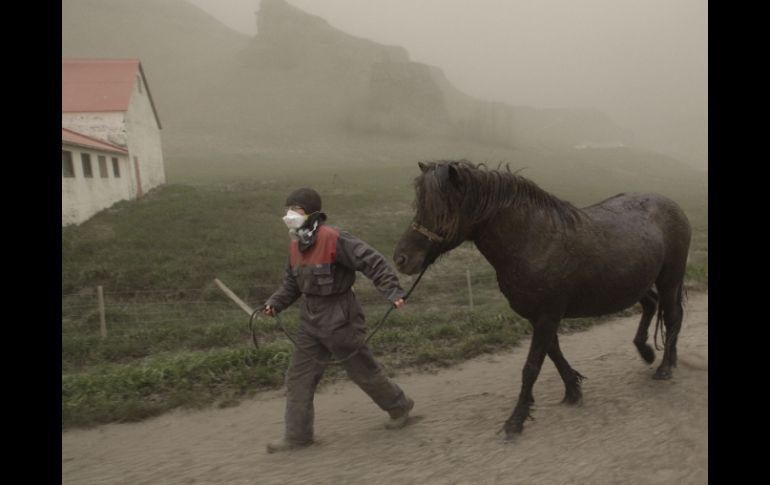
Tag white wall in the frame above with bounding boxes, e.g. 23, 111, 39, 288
62, 112, 138, 199
125, 74, 166, 195
62, 112, 127, 148
62, 144, 132, 226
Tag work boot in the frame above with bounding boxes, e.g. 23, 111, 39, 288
265, 439, 313, 454
385, 397, 415, 430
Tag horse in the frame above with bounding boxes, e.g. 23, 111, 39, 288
393, 160, 691, 441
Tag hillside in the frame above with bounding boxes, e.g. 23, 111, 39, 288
62, 0, 640, 166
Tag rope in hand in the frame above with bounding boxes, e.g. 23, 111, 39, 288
248, 266, 428, 366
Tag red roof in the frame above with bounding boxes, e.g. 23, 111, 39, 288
61, 128, 128, 155
62, 59, 162, 128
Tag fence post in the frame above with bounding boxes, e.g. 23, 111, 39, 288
97, 285, 107, 339
466, 269, 474, 312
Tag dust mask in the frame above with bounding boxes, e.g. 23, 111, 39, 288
283, 210, 307, 229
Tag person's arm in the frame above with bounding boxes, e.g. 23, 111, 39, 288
336, 231, 406, 306
263, 257, 301, 314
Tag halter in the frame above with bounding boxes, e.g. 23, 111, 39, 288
411, 222, 445, 244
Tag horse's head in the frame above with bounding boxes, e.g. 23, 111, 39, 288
393, 160, 476, 274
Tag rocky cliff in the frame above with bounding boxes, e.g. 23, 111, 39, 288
62, 0, 632, 157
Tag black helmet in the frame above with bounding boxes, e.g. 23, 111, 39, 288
285, 188, 322, 214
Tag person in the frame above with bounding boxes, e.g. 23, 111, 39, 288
262, 187, 414, 453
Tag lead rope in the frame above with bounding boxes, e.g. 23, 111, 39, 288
249, 265, 429, 366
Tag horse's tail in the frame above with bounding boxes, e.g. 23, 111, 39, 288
653, 283, 686, 351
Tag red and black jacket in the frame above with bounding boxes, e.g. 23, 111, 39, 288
265, 224, 405, 312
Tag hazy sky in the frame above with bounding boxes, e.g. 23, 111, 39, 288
188, 0, 707, 169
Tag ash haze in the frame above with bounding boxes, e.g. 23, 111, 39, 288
187, 0, 707, 170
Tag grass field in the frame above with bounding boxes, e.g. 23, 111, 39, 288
62, 144, 707, 428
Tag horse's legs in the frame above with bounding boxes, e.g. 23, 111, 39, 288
503, 315, 558, 439
547, 333, 585, 405
633, 289, 658, 364
653, 282, 684, 380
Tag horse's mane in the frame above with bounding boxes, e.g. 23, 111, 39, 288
414, 160, 584, 240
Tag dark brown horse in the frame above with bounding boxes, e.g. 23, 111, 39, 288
393, 160, 691, 441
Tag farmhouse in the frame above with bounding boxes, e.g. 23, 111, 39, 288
62, 58, 165, 225
62, 128, 131, 225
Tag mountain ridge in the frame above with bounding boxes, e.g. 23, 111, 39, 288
62, 0, 699, 182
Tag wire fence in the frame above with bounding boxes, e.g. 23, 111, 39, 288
61, 265, 508, 338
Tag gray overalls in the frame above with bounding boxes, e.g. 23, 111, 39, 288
265, 223, 411, 444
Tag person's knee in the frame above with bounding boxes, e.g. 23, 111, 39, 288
286, 370, 323, 398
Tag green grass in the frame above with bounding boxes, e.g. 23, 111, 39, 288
60, 303, 639, 429
61, 149, 707, 429
62, 343, 293, 427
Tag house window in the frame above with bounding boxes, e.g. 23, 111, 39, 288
98, 155, 108, 178
137, 75, 143, 94
62, 151, 75, 178
81, 153, 93, 178
112, 157, 120, 177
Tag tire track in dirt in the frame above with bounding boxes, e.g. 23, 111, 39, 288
62, 292, 707, 485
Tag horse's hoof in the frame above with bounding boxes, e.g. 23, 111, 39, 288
652, 368, 672, 380
495, 427, 513, 444
561, 395, 583, 406
500, 421, 523, 443
638, 346, 656, 364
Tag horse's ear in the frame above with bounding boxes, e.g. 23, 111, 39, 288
447, 163, 461, 188
418, 161, 428, 173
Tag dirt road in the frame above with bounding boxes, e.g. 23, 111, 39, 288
62, 292, 707, 485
